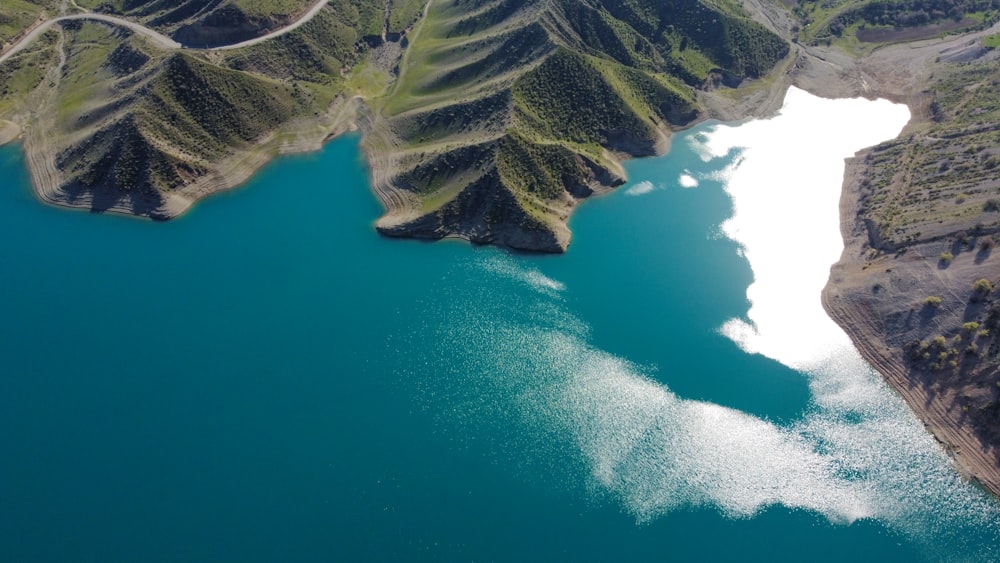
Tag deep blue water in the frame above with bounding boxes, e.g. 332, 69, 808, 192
0, 131, 997, 562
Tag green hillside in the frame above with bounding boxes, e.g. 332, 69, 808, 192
373, 0, 786, 249
0, 0, 789, 249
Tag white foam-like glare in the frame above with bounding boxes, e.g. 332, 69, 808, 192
422, 89, 1000, 558
431, 245, 1000, 557
536, 332, 873, 522
678, 171, 699, 188
707, 87, 909, 370
625, 180, 656, 196
437, 286, 873, 524
477, 253, 565, 295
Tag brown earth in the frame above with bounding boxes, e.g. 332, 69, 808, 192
805, 23, 1000, 496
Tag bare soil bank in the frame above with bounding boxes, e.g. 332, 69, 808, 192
804, 24, 1000, 497
704, 14, 1000, 497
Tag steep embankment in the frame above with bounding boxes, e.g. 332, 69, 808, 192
816, 24, 1000, 496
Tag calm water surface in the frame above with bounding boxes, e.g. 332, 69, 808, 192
1, 91, 998, 561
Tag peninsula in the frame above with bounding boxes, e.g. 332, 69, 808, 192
2, 0, 1000, 497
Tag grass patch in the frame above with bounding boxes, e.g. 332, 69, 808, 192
0, 27, 58, 115
344, 59, 392, 98
388, 0, 425, 35
0, 0, 46, 44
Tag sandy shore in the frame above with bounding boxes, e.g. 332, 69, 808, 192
0, 121, 19, 145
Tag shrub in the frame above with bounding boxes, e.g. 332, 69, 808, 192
940, 252, 954, 264
972, 278, 994, 302
973, 278, 994, 293
964, 321, 981, 332
925, 296, 943, 307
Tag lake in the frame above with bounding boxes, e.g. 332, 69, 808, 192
0, 88, 997, 561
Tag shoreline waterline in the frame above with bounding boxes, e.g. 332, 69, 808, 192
2, 95, 1000, 561
696, 87, 1000, 547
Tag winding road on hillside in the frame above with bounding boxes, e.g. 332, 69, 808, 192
0, 0, 330, 66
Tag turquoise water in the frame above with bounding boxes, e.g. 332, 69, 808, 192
0, 121, 998, 561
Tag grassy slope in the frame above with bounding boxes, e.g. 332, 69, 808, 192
1, 0, 788, 249
794, 0, 1000, 46
0, 0, 59, 46
374, 0, 786, 250
388, 0, 425, 34
0, 4, 382, 215
0, 25, 57, 112
0, 0, 52, 44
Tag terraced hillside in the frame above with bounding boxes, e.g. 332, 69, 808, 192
0, 0, 788, 250
0, 2, 387, 216
838, 48, 1000, 432
369, 0, 788, 250
859, 62, 1000, 251
795, 0, 1000, 46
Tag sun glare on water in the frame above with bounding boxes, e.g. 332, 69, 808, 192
706, 86, 910, 371
421, 88, 1000, 558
